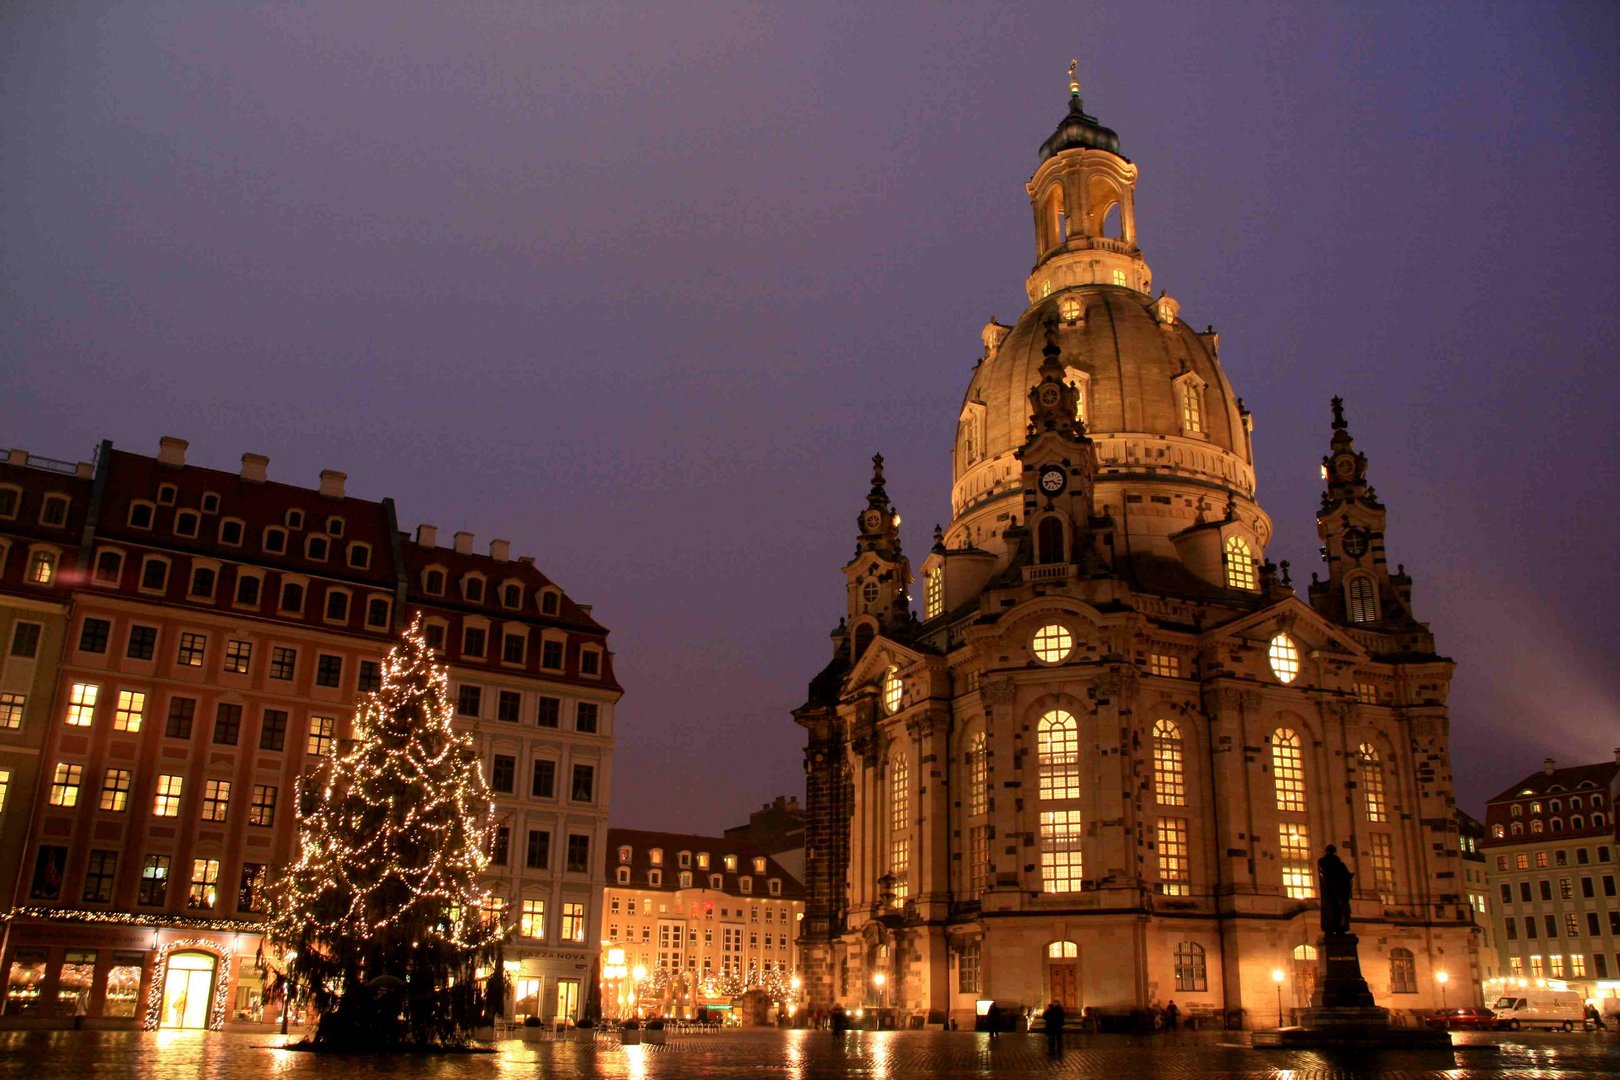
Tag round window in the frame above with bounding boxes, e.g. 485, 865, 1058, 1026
1268, 633, 1300, 684
862, 582, 879, 604
1060, 297, 1081, 323
882, 666, 903, 714
1032, 623, 1074, 664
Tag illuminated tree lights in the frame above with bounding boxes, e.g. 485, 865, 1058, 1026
268, 616, 501, 1050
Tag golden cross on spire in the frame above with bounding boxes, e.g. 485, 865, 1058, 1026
1068, 59, 1080, 96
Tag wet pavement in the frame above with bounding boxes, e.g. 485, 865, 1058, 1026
1, 1026, 1617, 1078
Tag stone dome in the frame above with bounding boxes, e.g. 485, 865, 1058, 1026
1038, 95, 1122, 161
947, 284, 1268, 559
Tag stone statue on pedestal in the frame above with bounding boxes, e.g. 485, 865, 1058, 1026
1317, 844, 1353, 935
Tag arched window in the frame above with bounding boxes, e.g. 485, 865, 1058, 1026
890, 754, 910, 900
1491, 824, 1504, 838
1347, 575, 1378, 623
1173, 942, 1207, 991
1571, 815, 1584, 830
966, 733, 987, 817
925, 567, 943, 620
1550, 818, 1564, 833
1271, 729, 1306, 812
1152, 719, 1185, 806
1224, 536, 1256, 590
1038, 711, 1080, 799
1510, 821, 1523, 836
1359, 744, 1387, 823
1037, 516, 1065, 565
1595, 811, 1608, 828
1530, 819, 1543, 834
1388, 948, 1416, 994
1181, 380, 1203, 433
1511, 804, 1522, 817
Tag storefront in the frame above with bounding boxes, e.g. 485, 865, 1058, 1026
507, 946, 593, 1023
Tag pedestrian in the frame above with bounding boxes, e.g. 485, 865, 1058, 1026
985, 1002, 1002, 1038
830, 1003, 846, 1036
947, 1015, 958, 1031
72, 992, 88, 1031
1165, 999, 1179, 1031
1585, 1003, 1605, 1030
1042, 1000, 1065, 1057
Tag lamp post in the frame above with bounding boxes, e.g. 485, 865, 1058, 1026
1271, 968, 1285, 1029
631, 966, 647, 1019
1436, 970, 1449, 1011
873, 972, 886, 1026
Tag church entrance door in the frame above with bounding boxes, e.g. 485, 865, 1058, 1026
1049, 962, 1078, 1010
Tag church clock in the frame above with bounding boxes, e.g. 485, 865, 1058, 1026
1038, 464, 1067, 495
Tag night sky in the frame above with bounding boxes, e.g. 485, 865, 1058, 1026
5, 3, 1617, 834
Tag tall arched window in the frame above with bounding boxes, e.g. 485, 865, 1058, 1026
1038, 710, 1083, 893
890, 754, 910, 901
1224, 536, 1256, 590
1271, 729, 1305, 812
1152, 719, 1185, 806
1038, 711, 1080, 799
1037, 516, 1065, 565
1359, 744, 1387, 823
967, 731, 989, 893
1388, 948, 1416, 994
1181, 380, 1203, 432
1347, 575, 1378, 623
1173, 942, 1207, 991
966, 733, 987, 817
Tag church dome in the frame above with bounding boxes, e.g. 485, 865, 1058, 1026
1038, 95, 1122, 161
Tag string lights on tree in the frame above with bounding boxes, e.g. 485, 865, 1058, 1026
268, 615, 503, 1049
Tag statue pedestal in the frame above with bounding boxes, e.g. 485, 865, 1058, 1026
1253, 933, 1450, 1049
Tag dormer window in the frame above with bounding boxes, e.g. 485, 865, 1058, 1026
768, 878, 781, 896
464, 576, 485, 603
156, 483, 177, 506
347, 543, 371, 569
200, 492, 220, 514
285, 509, 304, 530
424, 568, 445, 595
540, 589, 560, 616
1174, 373, 1206, 435
263, 527, 287, 554
740, 877, 752, 893
305, 535, 330, 561
28, 550, 56, 584
649, 848, 663, 865
1059, 296, 1081, 323
174, 510, 200, 538
696, 852, 709, 870
724, 855, 738, 872
502, 583, 522, 609
1224, 535, 1257, 591
0, 486, 18, 519
127, 502, 155, 529
219, 519, 244, 546
93, 549, 124, 584
680, 871, 694, 888
618, 845, 632, 864
709, 874, 722, 889
753, 857, 766, 874
648, 869, 662, 887
326, 516, 344, 537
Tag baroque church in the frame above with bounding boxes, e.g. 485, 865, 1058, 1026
795, 75, 1474, 1029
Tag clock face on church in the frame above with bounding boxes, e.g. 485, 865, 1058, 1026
862, 510, 882, 532
1343, 528, 1369, 558
1038, 385, 1062, 407
1038, 464, 1066, 495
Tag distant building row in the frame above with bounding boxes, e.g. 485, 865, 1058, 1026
0, 437, 620, 1029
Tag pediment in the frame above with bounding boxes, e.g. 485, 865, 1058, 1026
1203, 595, 1368, 658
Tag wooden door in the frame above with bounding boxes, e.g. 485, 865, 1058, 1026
1049, 962, 1079, 1010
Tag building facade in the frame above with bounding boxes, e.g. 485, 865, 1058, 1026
1481, 755, 1619, 1008
601, 828, 803, 1021
0, 438, 619, 1028
1458, 809, 1498, 995
796, 81, 1475, 1029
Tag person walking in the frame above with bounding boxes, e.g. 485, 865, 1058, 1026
830, 1003, 846, 1036
1042, 1000, 1066, 1058
1164, 999, 1180, 1031
985, 1002, 1002, 1038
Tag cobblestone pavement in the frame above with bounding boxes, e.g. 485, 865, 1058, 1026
1, 1026, 1617, 1078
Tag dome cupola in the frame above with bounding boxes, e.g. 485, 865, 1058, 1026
1038, 62, 1121, 160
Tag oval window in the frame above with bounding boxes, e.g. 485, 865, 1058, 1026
883, 666, 903, 714
1268, 633, 1300, 684
1032, 624, 1074, 664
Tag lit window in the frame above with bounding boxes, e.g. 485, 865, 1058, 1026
890, 754, 910, 900
1040, 809, 1083, 892
925, 567, 943, 620
100, 768, 132, 812
1158, 817, 1190, 896
521, 899, 546, 939
1369, 833, 1396, 903
970, 824, 989, 894
0, 693, 23, 728
1181, 380, 1203, 432
49, 762, 83, 806
153, 774, 183, 816
1360, 744, 1387, 823
1038, 710, 1080, 799
1347, 575, 1378, 623
201, 779, 231, 821
188, 859, 220, 909
966, 732, 987, 817
1060, 296, 1081, 323
249, 784, 277, 826
1268, 632, 1300, 683
64, 682, 98, 727
882, 666, 903, 714
1271, 728, 1306, 811
224, 639, 252, 674
1111, 269, 1127, 287
112, 690, 145, 733
1224, 536, 1256, 590
28, 550, 56, 583
1149, 653, 1179, 677
1041, 279, 1052, 298
1355, 682, 1378, 704
176, 632, 206, 667
1279, 821, 1313, 898
1048, 941, 1078, 959
1174, 941, 1207, 990
562, 901, 586, 942
1032, 623, 1074, 664
307, 715, 335, 756
1153, 719, 1185, 805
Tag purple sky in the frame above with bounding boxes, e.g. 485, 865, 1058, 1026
4, 3, 1617, 833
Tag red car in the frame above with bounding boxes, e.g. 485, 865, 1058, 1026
1424, 1007, 1500, 1030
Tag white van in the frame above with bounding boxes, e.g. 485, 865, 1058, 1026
1491, 991, 1587, 1031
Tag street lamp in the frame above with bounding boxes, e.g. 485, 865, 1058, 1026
631, 966, 647, 1018
1271, 968, 1286, 1029
1436, 970, 1449, 1011
873, 971, 886, 1022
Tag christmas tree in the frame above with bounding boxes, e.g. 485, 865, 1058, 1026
270, 616, 502, 1050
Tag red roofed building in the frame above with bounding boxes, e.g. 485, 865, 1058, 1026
0, 437, 620, 1030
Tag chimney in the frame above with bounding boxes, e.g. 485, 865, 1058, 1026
453, 531, 474, 555
415, 524, 438, 548
578, 604, 592, 615
318, 469, 347, 499
489, 539, 510, 562
240, 453, 269, 484
518, 555, 535, 565
157, 436, 188, 468
1543, 757, 1556, 775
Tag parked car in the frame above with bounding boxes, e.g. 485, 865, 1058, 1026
1491, 991, 1588, 1031
1423, 1007, 1499, 1030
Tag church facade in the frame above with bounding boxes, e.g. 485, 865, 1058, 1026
795, 79, 1476, 1029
